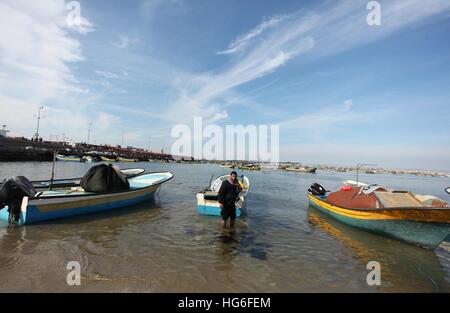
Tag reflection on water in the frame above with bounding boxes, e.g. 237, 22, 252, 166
0, 162, 449, 292
308, 207, 450, 292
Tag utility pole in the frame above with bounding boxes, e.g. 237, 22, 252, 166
87, 122, 92, 144
122, 130, 125, 147
33, 106, 45, 140
147, 136, 152, 152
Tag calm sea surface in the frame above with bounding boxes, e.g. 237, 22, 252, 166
0, 162, 449, 292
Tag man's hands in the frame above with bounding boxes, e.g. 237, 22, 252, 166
220, 203, 224, 209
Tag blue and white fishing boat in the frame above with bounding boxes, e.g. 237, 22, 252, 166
0, 170, 173, 225
196, 175, 250, 217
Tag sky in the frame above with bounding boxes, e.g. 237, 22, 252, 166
1, 0, 450, 170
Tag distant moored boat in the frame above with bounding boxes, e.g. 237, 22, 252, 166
56, 154, 82, 162
219, 163, 235, 169
286, 166, 317, 173
117, 156, 138, 162
238, 164, 261, 171
100, 156, 116, 162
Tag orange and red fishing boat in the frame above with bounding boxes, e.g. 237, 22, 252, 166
307, 182, 450, 249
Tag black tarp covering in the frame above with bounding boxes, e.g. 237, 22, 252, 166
81, 164, 130, 193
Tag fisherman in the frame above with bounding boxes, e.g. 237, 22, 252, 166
218, 171, 242, 229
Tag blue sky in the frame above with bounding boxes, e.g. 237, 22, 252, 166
1, 0, 450, 170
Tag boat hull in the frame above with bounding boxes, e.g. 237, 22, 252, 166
308, 194, 450, 249
196, 200, 243, 218
0, 185, 160, 225
196, 191, 246, 218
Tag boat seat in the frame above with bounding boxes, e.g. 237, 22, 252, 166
203, 191, 219, 201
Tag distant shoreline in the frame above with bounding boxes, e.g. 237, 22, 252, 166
1, 159, 448, 179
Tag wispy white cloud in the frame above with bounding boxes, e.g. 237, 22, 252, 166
217, 15, 289, 55
0, 95, 111, 143
94, 70, 121, 79
0, 0, 93, 103
0, 0, 123, 145
167, 35, 315, 123
167, 0, 450, 126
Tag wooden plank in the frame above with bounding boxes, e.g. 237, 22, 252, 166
374, 191, 424, 208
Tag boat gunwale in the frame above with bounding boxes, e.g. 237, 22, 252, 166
28, 172, 174, 201
0, 168, 148, 188
308, 194, 450, 213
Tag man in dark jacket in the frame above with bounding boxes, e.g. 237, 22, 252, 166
218, 171, 241, 229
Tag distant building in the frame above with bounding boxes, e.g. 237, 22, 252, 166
0, 125, 10, 137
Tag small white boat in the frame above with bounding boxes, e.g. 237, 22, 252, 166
197, 175, 250, 218
259, 163, 279, 171
219, 163, 235, 169
82, 156, 99, 163
82, 156, 93, 163
446, 188, 450, 195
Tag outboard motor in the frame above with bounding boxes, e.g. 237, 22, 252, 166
0, 176, 36, 223
308, 183, 327, 196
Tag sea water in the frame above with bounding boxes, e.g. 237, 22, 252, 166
0, 162, 449, 292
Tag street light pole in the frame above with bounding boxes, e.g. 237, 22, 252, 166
34, 106, 45, 140
87, 122, 92, 144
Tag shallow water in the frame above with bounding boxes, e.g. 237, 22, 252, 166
0, 162, 449, 292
